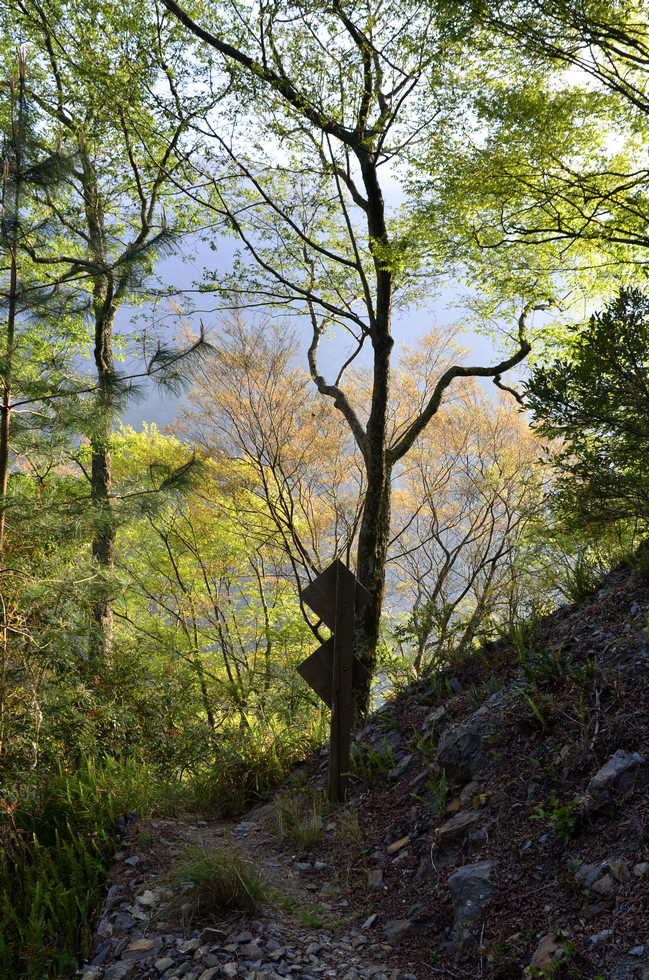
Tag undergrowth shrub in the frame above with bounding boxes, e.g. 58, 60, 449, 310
185, 720, 326, 817
0, 756, 174, 980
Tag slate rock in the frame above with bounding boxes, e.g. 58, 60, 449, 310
607, 857, 631, 883
382, 919, 417, 944
587, 749, 645, 802
388, 754, 417, 782
523, 933, 562, 977
105, 965, 138, 980
199, 969, 222, 980
437, 810, 482, 848
575, 862, 605, 887
199, 927, 229, 944
447, 861, 494, 931
591, 873, 614, 895
155, 957, 176, 973
239, 943, 264, 960
122, 937, 163, 961
90, 942, 112, 967
113, 911, 135, 933
437, 723, 488, 783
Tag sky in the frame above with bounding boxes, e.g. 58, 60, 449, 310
118, 232, 509, 433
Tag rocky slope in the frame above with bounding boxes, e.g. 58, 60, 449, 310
79, 561, 649, 980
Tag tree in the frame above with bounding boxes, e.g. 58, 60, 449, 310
415, 0, 649, 295
389, 383, 543, 671
160, 0, 540, 719
111, 425, 320, 771
0, 51, 87, 565
175, 316, 364, 634
524, 287, 649, 533
0, 0, 216, 659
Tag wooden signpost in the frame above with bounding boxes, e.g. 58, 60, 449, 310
297, 559, 371, 801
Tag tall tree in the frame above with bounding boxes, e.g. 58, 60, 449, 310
0, 0, 216, 659
160, 0, 540, 719
525, 286, 649, 533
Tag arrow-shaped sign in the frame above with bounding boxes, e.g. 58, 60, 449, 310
297, 559, 372, 801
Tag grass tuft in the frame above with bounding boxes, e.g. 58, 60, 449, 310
159, 844, 267, 924
272, 786, 325, 848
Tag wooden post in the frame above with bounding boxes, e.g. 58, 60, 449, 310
328, 561, 356, 802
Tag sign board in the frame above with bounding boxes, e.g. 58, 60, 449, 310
298, 559, 371, 802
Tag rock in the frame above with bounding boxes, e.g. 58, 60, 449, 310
607, 858, 631, 883
387, 835, 410, 855
363, 914, 378, 930
459, 781, 481, 808
136, 889, 160, 906
124, 855, 140, 867
314, 861, 327, 870
633, 862, 649, 877
523, 933, 562, 976
82, 972, 102, 980
629, 946, 646, 956
437, 810, 482, 848
199, 970, 222, 980
179, 938, 202, 953
582, 903, 607, 921
447, 861, 494, 931
223, 963, 238, 977
368, 869, 384, 888
239, 944, 264, 960
437, 722, 488, 783
121, 937, 164, 961
96, 918, 113, 939
388, 754, 417, 781
232, 821, 257, 832
294, 862, 312, 871
383, 919, 417, 944
586, 749, 644, 802
575, 862, 605, 887
591, 873, 615, 895
155, 957, 176, 973
199, 927, 229, 944
90, 942, 112, 966
105, 965, 138, 980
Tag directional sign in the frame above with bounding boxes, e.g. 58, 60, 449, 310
298, 559, 371, 802
297, 635, 370, 709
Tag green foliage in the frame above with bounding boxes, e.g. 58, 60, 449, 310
0, 756, 171, 979
412, 768, 448, 818
531, 794, 579, 844
349, 742, 395, 785
159, 844, 268, 925
525, 288, 649, 535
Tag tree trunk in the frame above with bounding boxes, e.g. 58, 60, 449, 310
88, 299, 117, 663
